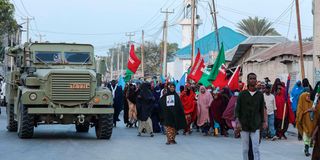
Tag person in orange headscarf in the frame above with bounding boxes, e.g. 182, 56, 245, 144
180, 83, 196, 135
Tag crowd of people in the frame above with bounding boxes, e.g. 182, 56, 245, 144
106, 72, 320, 160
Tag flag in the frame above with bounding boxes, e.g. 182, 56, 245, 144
187, 49, 205, 83
124, 68, 134, 82
160, 75, 166, 84
198, 71, 212, 87
118, 75, 125, 90
227, 66, 240, 91
212, 64, 228, 89
176, 73, 186, 93
208, 43, 225, 81
124, 45, 141, 82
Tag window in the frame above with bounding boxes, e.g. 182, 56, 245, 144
64, 52, 91, 64
34, 52, 62, 64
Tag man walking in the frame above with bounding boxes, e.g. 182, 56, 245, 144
235, 73, 267, 160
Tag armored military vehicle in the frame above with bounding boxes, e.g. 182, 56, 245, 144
3, 42, 113, 139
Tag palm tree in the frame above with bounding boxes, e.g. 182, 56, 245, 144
237, 16, 280, 36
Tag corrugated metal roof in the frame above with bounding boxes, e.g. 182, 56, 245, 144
175, 26, 247, 61
245, 42, 313, 63
228, 36, 289, 67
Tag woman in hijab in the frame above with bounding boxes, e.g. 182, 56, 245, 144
291, 80, 304, 115
222, 90, 240, 138
275, 83, 295, 139
136, 82, 155, 137
159, 83, 187, 145
127, 84, 138, 127
296, 92, 320, 157
210, 88, 230, 136
302, 78, 313, 92
180, 83, 196, 135
197, 86, 213, 136
151, 84, 162, 133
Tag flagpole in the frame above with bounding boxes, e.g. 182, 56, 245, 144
190, 0, 196, 66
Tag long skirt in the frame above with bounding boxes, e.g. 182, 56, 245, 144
165, 126, 176, 142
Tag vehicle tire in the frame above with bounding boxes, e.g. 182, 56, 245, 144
17, 103, 34, 139
95, 114, 113, 139
75, 122, 90, 133
6, 104, 17, 132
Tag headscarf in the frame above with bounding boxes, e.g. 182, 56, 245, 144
290, 80, 304, 112
140, 82, 154, 101
198, 86, 213, 107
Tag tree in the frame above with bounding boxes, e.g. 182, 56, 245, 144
135, 41, 179, 76
0, 0, 18, 42
237, 16, 280, 36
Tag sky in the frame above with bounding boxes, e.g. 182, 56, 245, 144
11, 0, 314, 56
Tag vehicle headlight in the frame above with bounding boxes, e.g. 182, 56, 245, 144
29, 93, 37, 101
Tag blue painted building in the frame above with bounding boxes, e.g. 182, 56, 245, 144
167, 26, 247, 79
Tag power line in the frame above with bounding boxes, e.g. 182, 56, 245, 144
19, 0, 32, 17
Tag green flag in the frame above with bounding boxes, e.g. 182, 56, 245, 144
208, 43, 225, 81
124, 69, 134, 83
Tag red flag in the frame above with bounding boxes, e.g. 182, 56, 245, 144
127, 45, 141, 73
188, 49, 205, 83
212, 65, 228, 89
228, 66, 240, 91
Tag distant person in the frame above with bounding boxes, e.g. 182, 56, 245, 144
159, 83, 187, 145
180, 83, 196, 135
197, 86, 213, 136
263, 85, 278, 140
107, 80, 123, 127
235, 73, 267, 160
127, 84, 138, 127
302, 78, 313, 92
296, 92, 320, 157
274, 82, 294, 140
136, 82, 155, 137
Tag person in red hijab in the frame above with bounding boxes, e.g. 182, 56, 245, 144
180, 83, 197, 135
210, 88, 230, 136
274, 84, 295, 139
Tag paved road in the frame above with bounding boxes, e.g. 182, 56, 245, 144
0, 108, 312, 160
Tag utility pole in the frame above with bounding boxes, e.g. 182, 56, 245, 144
125, 32, 135, 45
161, 8, 174, 77
110, 48, 114, 80
141, 30, 145, 77
121, 44, 124, 76
21, 17, 34, 42
295, 0, 305, 80
117, 44, 120, 78
190, 0, 196, 65
313, 0, 320, 85
211, 0, 220, 51
35, 34, 45, 42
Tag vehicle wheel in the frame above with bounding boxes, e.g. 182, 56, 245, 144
6, 104, 17, 132
17, 103, 34, 138
95, 114, 113, 139
75, 122, 90, 133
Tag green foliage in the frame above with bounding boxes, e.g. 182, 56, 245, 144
107, 41, 179, 77
237, 16, 280, 36
0, 0, 18, 45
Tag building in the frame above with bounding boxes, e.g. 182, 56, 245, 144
242, 42, 314, 87
167, 26, 247, 80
